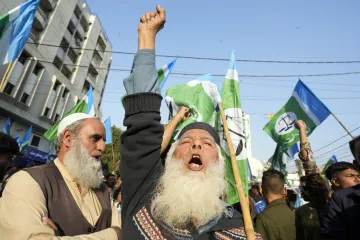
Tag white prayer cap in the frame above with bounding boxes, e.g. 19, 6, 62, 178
57, 113, 95, 137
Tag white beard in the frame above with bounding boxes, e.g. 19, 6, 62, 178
152, 144, 227, 229
63, 140, 103, 189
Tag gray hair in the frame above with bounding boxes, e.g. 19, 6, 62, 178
54, 119, 86, 153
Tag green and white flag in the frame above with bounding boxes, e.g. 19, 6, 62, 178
165, 74, 221, 138
321, 155, 338, 175
216, 51, 249, 204
264, 80, 331, 152
19, 125, 32, 153
44, 86, 95, 141
158, 57, 177, 89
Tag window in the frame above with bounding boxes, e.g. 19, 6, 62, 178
33, 64, 43, 76
20, 93, 29, 104
60, 38, 70, 52
67, 48, 78, 63
53, 81, 60, 91
67, 21, 76, 35
54, 114, 60, 122
3, 83, 14, 95
61, 66, 72, 79
18, 51, 30, 65
74, 5, 82, 19
30, 135, 41, 148
44, 107, 50, 117
53, 56, 62, 71
62, 89, 69, 98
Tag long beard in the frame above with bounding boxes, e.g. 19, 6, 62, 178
63, 140, 103, 189
152, 150, 227, 229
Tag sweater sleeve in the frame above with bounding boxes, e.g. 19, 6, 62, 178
120, 93, 164, 223
123, 49, 160, 94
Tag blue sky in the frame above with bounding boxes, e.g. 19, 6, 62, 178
87, 0, 360, 169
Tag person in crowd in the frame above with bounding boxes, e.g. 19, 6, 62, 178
296, 120, 329, 225
250, 184, 265, 203
320, 135, 360, 240
0, 133, 19, 183
105, 173, 117, 192
0, 113, 121, 239
325, 161, 360, 191
295, 176, 320, 240
0, 133, 20, 197
120, 5, 263, 239
254, 169, 296, 240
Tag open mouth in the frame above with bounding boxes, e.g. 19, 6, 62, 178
93, 156, 101, 161
188, 155, 204, 171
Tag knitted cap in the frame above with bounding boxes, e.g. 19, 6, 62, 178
178, 122, 220, 145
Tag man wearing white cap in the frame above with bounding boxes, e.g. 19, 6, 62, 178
0, 113, 121, 239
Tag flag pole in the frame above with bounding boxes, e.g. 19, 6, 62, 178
0, 62, 13, 90
218, 102, 255, 240
331, 112, 354, 139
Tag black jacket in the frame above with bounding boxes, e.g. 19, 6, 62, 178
119, 93, 262, 240
320, 184, 360, 240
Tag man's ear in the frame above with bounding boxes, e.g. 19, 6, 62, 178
331, 178, 339, 187
62, 129, 73, 150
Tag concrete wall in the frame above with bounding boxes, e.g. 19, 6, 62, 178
0, 0, 112, 153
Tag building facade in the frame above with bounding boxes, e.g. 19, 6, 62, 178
243, 113, 265, 180
0, 0, 112, 154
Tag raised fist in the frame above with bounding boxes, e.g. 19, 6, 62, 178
176, 106, 191, 121
295, 120, 307, 131
138, 5, 166, 35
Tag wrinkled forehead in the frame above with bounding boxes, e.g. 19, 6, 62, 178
79, 119, 106, 137
179, 129, 216, 142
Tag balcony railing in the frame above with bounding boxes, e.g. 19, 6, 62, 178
95, 45, 105, 58
87, 73, 97, 83
33, 7, 48, 30
28, 30, 40, 43
41, 0, 57, 11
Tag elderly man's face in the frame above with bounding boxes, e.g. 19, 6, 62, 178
175, 129, 219, 172
76, 119, 106, 161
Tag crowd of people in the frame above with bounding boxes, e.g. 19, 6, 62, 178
0, 5, 359, 240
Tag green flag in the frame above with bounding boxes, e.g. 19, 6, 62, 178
216, 51, 249, 205
165, 74, 221, 138
44, 87, 94, 141
263, 80, 331, 152
321, 155, 338, 175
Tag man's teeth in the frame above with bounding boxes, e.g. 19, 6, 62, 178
190, 163, 200, 167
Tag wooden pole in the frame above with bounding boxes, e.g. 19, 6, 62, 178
331, 112, 354, 139
0, 62, 13, 91
218, 102, 255, 240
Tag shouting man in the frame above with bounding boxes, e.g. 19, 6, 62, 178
0, 113, 121, 239
120, 5, 263, 240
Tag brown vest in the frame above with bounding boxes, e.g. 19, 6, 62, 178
25, 162, 112, 236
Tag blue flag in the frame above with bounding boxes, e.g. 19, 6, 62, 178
287, 143, 299, 159
2, 117, 11, 134
0, 0, 40, 64
103, 117, 112, 145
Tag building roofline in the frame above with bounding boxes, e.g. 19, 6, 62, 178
80, 0, 112, 48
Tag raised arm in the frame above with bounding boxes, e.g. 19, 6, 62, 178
161, 106, 190, 155
120, 5, 166, 225
295, 120, 318, 175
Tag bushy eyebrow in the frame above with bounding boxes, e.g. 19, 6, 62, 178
181, 135, 215, 142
